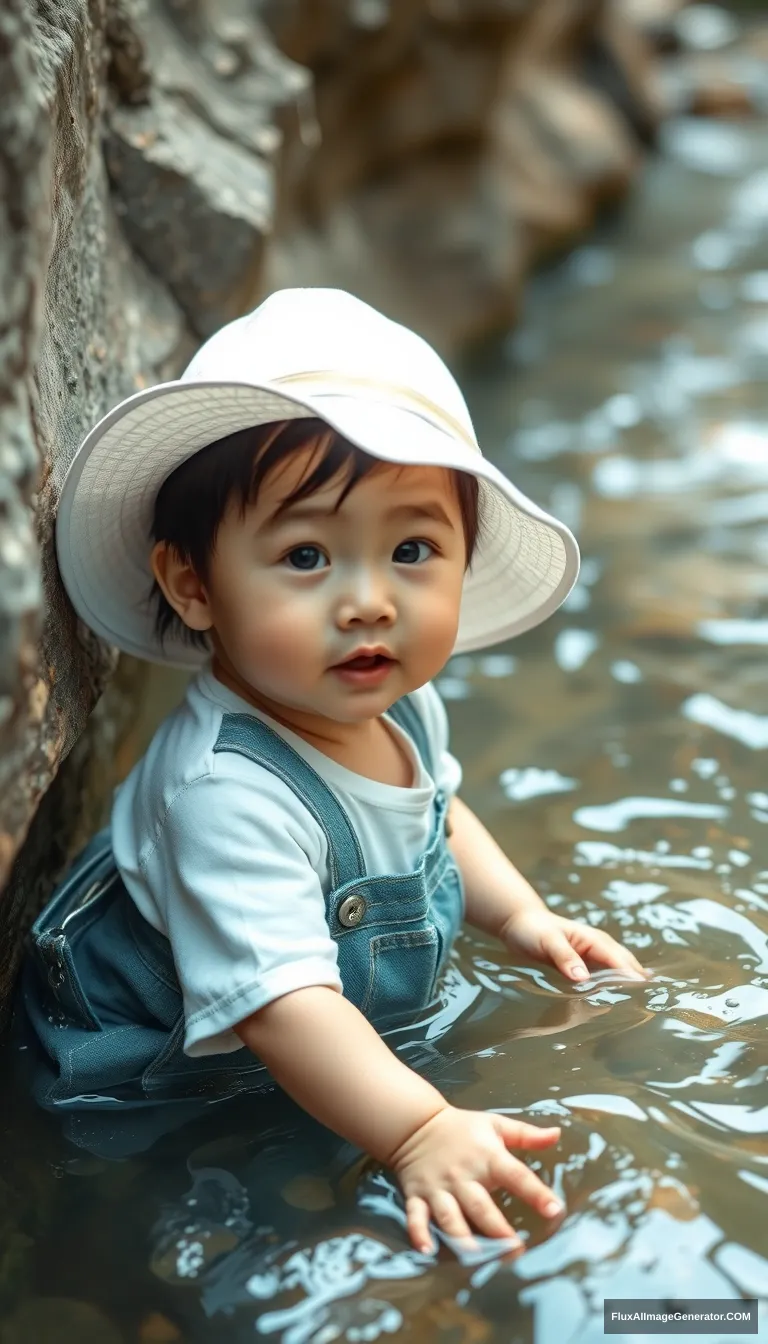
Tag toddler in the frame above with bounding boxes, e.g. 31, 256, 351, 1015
21, 289, 645, 1253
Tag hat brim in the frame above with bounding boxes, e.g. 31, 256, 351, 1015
56, 380, 580, 667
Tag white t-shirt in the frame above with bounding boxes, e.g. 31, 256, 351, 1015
111, 668, 462, 1057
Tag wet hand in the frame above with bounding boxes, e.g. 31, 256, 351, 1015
387, 1106, 562, 1254
501, 909, 648, 983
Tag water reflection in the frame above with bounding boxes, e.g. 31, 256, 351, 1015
4, 86, 768, 1344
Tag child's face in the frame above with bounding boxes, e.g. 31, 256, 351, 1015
173, 444, 467, 725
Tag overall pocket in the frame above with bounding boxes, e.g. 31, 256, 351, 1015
141, 1012, 273, 1101
361, 925, 441, 1027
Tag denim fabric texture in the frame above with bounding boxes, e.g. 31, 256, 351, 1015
18, 695, 465, 1110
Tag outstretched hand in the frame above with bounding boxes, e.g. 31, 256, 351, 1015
500, 909, 648, 983
388, 1106, 563, 1253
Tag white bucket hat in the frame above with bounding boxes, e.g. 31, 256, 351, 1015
56, 288, 580, 668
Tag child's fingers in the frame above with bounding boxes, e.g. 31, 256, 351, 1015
493, 1116, 561, 1150
543, 928, 589, 981
578, 929, 648, 978
454, 1180, 522, 1243
612, 947, 649, 977
405, 1195, 434, 1254
493, 1151, 564, 1219
430, 1189, 473, 1242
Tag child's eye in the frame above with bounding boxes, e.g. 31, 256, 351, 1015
393, 539, 433, 565
285, 546, 329, 571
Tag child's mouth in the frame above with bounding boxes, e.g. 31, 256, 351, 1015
331, 653, 395, 684
342, 654, 388, 670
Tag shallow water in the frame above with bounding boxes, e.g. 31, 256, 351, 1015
3, 112, 768, 1342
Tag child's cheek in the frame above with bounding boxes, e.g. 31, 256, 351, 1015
245, 597, 320, 678
418, 587, 461, 648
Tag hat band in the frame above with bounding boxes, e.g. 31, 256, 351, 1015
270, 370, 479, 452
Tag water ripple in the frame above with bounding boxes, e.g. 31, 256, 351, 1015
697, 618, 768, 645
682, 693, 768, 749
500, 767, 578, 802
574, 841, 714, 870
678, 898, 768, 971
573, 797, 729, 834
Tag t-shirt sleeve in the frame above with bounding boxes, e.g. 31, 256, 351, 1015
413, 682, 463, 798
141, 770, 342, 1057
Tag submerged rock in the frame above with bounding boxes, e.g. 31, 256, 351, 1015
0, 1296, 121, 1344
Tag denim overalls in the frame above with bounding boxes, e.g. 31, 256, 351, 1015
18, 695, 464, 1112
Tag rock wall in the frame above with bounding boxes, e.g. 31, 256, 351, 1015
0, 0, 662, 1020
265, 0, 661, 346
0, 0, 304, 1020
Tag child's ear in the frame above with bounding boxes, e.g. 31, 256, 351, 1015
151, 541, 213, 632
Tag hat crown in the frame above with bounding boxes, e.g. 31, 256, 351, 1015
181, 288, 475, 440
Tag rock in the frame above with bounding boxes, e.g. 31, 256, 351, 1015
104, 1, 306, 337
107, 95, 274, 338
138, 1316, 182, 1344
658, 49, 768, 119
0, 0, 175, 1020
590, 0, 665, 142
280, 1173, 336, 1211
271, 150, 525, 349
620, 0, 689, 51
269, 0, 661, 347
0, 1297, 121, 1344
687, 70, 760, 119
508, 71, 639, 203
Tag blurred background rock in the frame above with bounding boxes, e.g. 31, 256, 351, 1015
0, 0, 763, 1020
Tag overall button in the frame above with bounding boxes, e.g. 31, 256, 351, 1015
338, 893, 367, 928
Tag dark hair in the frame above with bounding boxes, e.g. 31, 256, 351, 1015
149, 418, 481, 650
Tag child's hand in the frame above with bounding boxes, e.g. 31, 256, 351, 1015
387, 1106, 562, 1253
501, 909, 648, 983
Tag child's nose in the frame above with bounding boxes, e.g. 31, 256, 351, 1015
335, 569, 396, 627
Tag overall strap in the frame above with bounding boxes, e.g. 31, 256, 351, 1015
386, 695, 434, 778
213, 714, 367, 887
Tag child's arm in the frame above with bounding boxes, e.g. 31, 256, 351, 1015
235, 985, 562, 1251
447, 795, 647, 980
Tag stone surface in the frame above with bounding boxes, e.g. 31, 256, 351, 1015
265, 0, 661, 347
621, 0, 688, 48
138, 1314, 182, 1343
0, 0, 666, 1020
0, 0, 301, 1025
0, 1297, 122, 1344
104, 1, 305, 337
